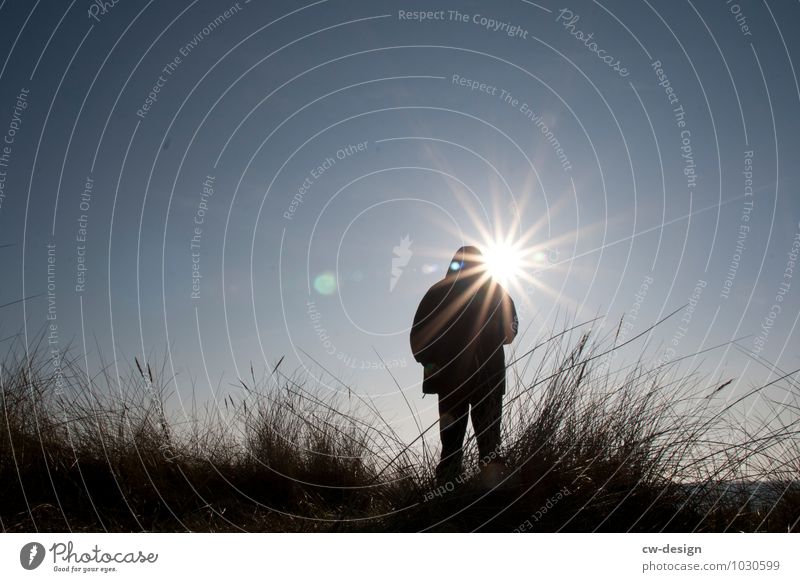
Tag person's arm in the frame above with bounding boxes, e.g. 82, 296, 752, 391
410, 290, 435, 363
502, 294, 518, 345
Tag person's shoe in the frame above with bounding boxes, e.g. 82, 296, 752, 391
478, 460, 507, 489
435, 462, 462, 489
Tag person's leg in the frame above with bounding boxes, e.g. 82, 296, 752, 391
436, 390, 469, 485
470, 386, 503, 464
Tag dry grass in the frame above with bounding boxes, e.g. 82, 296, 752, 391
1, 323, 798, 532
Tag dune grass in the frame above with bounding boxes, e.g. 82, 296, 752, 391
1, 323, 798, 532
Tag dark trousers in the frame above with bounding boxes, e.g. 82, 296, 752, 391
436, 386, 502, 484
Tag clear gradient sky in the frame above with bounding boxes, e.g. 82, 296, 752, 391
1, 0, 798, 441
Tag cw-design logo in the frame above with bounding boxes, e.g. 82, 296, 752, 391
390, 235, 413, 291
20, 542, 46, 570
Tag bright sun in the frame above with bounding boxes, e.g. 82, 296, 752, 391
482, 241, 524, 286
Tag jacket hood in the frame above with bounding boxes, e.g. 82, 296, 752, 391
445, 245, 484, 279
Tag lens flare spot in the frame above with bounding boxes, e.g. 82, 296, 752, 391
313, 272, 337, 295
421, 263, 438, 274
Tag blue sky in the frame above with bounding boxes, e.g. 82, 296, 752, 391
1, 0, 798, 441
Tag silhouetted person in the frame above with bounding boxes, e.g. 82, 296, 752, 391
410, 246, 518, 485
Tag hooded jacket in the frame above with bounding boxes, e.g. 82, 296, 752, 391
410, 246, 518, 395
